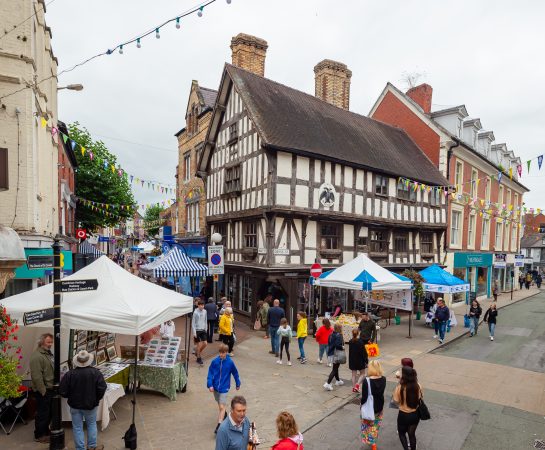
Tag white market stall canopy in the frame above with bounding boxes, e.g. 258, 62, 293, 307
318, 254, 412, 291
419, 264, 470, 294
2, 255, 193, 334
136, 241, 155, 253
139, 246, 208, 277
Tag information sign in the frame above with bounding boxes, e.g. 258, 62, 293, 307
23, 307, 55, 325
208, 245, 224, 275
59, 279, 99, 293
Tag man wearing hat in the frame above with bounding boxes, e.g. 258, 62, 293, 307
60, 350, 107, 450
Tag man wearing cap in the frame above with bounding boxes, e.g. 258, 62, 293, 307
60, 350, 107, 450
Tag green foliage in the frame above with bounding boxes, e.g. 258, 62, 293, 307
69, 122, 136, 230
0, 306, 23, 399
402, 269, 425, 300
143, 205, 165, 238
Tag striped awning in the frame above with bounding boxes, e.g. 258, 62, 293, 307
140, 246, 208, 277
78, 241, 104, 257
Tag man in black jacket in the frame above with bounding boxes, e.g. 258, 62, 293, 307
60, 350, 107, 450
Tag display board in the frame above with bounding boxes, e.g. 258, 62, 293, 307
71, 330, 118, 368
143, 336, 181, 367
353, 289, 412, 311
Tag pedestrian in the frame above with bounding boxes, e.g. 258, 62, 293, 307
192, 299, 208, 365
205, 297, 218, 343
207, 344, 241, 434
271, 411, 304, 450
30, 333, 54, 444
492, 280, 499, 302
60, 350, 107, 450
219, 307, 236, 356
395, 357, 414, 380
349, 328, 368, 393
393, 366, 423, 450
323, 323, 345, 391
331, 299, 343, 318
160, 319, 175, 338
358, 311, 376, 343
525, 272, 532, 289
277, 318, 292, 366
268, 299, 285, 357
518, 274, 524, 290
257, 299, 270, 339
219, 298, 231, 316
296, 311, 308, 364
215, 396, 252, 450
468, 299, 482, 337
433, 298, 450, 344
315, 318, 333, 364
537, 273, 543, 289
483, 302, 498, 341
360, 360, 386, 450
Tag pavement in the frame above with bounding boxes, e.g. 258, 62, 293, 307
1, 286, 542, 449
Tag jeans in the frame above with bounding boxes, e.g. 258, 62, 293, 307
207, 320, 216, 343
297, 337, 306, 358
34, 390, 53, 439
437, 321, 447, 341
469, 317, 479, 335
433, 320, 440, 335
318, 344, 328, 361
269, 326, 279, 353
488, 322, 496, 337
70, 407, 98, 450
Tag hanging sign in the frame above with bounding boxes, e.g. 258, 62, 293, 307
514, 254, 524, 267
76, 228, 87, 240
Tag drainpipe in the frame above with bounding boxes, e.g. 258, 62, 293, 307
443, 139, 460, 256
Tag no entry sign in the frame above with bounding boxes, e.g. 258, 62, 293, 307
310, 263, 322, 279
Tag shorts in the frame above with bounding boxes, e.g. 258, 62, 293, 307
196, 331, 207, 342
213, 391, 228, 405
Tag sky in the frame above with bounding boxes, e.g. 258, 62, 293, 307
44, 0, 545, 210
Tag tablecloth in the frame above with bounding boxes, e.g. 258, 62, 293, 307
61, 383, 125, 430
105, 366, 130, 386
130, 362, 187, 401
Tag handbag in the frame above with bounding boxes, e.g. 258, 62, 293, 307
253, 318, 262, 331
365, 343, 380, 358
417, 398, 431, 420
360, 378, 375, 420
333, 348, 346, 364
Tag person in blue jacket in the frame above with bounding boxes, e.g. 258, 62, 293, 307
434, 298, 450, 344
207, 344, 241, 434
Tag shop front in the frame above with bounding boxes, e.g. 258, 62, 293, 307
453, 252, 493, 301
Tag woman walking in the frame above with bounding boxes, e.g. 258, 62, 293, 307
323, 323, 344, 391
392, 366, 422, 450
468, 299, 482, 337
258, 299, 270, 339
518, 274, 525, 290
219, 307, 235, 356
483, 303, 498, 341
277, 318, 292, 366
271, 411, 304, 450
492, 280, 499, 302
360, 360, 386, 450
348, 329, 368, 393
315, 318, 333, 364
296, 312, 308, 364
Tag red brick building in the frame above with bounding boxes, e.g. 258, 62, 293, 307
57, 121, 77, 252
370, 83, 529, 300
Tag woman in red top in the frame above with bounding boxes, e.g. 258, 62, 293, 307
271, 411, 304, 450
315, 318, 333, 364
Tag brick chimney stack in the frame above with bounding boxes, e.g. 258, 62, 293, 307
406, 83, 433, 113
314, 59, 352, 110
230, 33, 268, 76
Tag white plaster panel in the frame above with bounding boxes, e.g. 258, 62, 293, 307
345, 168, 353, 187
295, 185, 309, 208
315, 161, 321, 182
367, 172, 373, 192
291, 256, 301, 265
410, 206, 415, 221
277, 152, 291, 178
344, 224, 354, 246
388, 254, 393, 264
306, 221, 317, 248
360, 227, 368, 237
417, 208, 422, 222
335, 165, 341, 186
343, 251, 353, 261
404, 205, 408, 219
343, 193, 352, 213
304, 250, 316, 265
356, 170, 364, 190
276, 184, 291, 206
381, 201, 388, 219
367, 198, 372, 213
396, 204, 401, 218
313, 189, 319, 209
374, 199, 380, 216
297, 157, 309, 181
355, 195, 363, 215
325, 162, 332, 184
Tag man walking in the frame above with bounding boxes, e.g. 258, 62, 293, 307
60, 350, 107, 450
207, 344, 241, 434
30, 333, 54, 444
267, 299, 285, 357
205, 297, 218, 343
358, 312, 376, 343
215, 396, 251, 450
434, 298, 450, 344
192, 299, 208, 365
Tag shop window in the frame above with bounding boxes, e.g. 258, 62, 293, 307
452, 268, 466, 303
239, 275, 252, 313
393, 232, 409, 254
397, 182, 416, 202
225, 165, 241, 194
226, 274, 237, 302
420, 232, 434, 255
369, 229, 388, 254
320, 223, 341, 250
243, 222, 257, 249
0, 148, 8, 191
477, 266, 488, 296
450, 210, 462, 247
375, 175, 388, 196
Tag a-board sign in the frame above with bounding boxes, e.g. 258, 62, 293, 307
23, 307, 55, 325
27, 255, 54, 269
59, 279, 98, 293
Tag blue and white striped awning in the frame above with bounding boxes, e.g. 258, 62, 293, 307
140, 246, 208, 277
78, 241, 104, 257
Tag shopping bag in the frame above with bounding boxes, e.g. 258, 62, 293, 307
333, 348, 347, 364
365, 343, 380, 358
253, 319, 262, 331
360, 378, 375, 420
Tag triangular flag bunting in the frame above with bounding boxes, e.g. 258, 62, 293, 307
498, 172, 502, 183
516, 164, 522, 178
62, 134, 68, 144
70, 140, 76, 151
527, 160, 531, 173
538, 155, 543, 170
41, 117, 47, 128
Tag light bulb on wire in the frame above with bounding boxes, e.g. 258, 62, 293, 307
197, 6, 204, 17
155, 28, 160, 39
176, 17, 181, 29
119, 45, 123, 54
136, 38, 141, 48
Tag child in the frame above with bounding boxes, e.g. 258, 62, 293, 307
296, 312, 308, 364
315, 318, 333, 364
348, 328, 368, 392
277, 318, 292, 366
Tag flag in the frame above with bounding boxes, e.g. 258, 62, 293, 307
517, 164, 522, 178
41, 117, 47, 128
70, 140, 76, 151
509, 167, 513, 180
498, 172, 502, 183
527, 160, 531, 173
51, 127, 58, 136
539, 155, 544, 170
81, 146, 85, 156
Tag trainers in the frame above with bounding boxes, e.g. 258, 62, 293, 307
490, 336, 494, 341
438, 339, 444, 344
335, 380, 344, 386
327, 362, 332, 367
197, 357, 204, 365
287, 361, 292, 366
433, 335, 437, 339
317, 359, 323, 364
354, 383, 360, 391
300, 358, 307, 364
323, 382, 333, 391
296, 356, 302, 360
276, 360, 282, 365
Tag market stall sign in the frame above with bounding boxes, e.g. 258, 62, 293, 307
59, 279, 99, 293
27, 255, 54, 269
23, 307, 55, 325
310, 263, 322, 279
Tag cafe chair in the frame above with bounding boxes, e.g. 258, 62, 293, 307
0, 396, 28, 435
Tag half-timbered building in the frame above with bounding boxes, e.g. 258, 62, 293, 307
197, 35, 449, 323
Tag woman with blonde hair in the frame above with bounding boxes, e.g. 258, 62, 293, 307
271, 411, 304, 449
219, 307, 235, 356
360, 360, 386, 450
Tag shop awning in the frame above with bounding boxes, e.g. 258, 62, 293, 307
419, 264, 470, 293
78, 241, 104, 257
140, 246, 208, 277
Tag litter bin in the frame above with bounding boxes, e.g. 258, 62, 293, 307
394, 316, 401, 325
416, 311, 422, 320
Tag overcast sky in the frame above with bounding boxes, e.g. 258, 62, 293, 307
45, 0, 545, 210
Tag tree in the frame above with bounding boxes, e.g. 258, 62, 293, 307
0, 306, 22, 399
69, 122, 136, 230
143, 205, 165, 238
402, 269, 425, 311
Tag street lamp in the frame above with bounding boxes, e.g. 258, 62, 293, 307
211, 232, 222, 244
57, 84, 84, 91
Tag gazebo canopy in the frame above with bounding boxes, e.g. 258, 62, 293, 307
139, 246, 208, 278
419, 264, 470, 293
318, 254, 412, 291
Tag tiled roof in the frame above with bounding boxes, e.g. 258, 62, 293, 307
200, 87, 218, 110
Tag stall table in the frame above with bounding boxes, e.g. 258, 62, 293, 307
130, 362, 187, 401
315, 318, 359, 343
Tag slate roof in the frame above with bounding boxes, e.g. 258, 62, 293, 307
200, 86, 218, 110
225, 64, 448, 186
521, 234, 545, 248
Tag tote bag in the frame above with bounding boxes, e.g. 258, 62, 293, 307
253, 318, 262, 331
360, 378, 375, 420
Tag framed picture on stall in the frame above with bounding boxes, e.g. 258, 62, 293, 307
97, 334, 108, 349
106, 346, 117, 361
60, 361, 70, 379
77, 330, 87, 345
106, 333, 115, 346
90, 351, 97, 366
96, 349, 107, 365
87, 340, 96, 352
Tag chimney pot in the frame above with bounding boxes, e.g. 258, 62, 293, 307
313, 59, 352, 110
406, 83, 433, 114
230, 33, 268, 76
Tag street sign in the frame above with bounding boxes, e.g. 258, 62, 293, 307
208, 245, 224, 275
23, 307, 55, 325
59, 279, 99, 293
27, 255, 54, 269
76, 228, 87, 240
310, 263, 322, 279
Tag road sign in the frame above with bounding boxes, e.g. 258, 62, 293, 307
27, 255, 54, 269
208, 245, 224, 275
59, 279, 99, 293
23, 307, 55, 325
310, 263, 322, 279
76, 228, 87, 240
